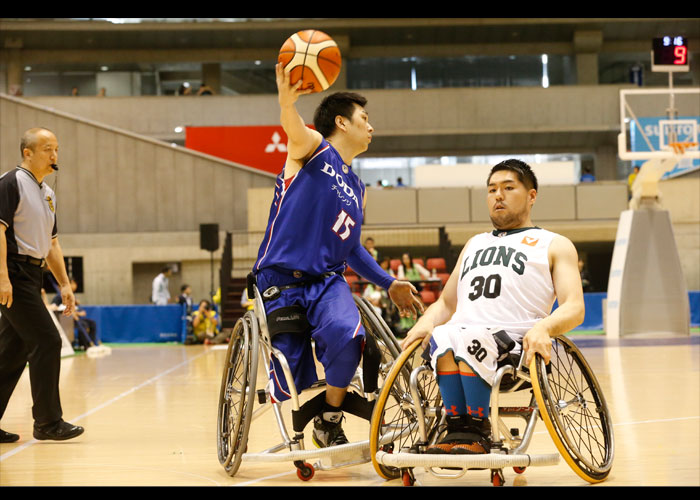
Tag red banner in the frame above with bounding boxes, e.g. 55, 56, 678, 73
185, 126, 295, 175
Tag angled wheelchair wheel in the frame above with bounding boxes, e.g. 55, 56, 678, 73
369, 339, 442, 480
530, 335, 614, 483
217, 311, 259, 477
354, 295, 401, 355
354, 295, 402, 385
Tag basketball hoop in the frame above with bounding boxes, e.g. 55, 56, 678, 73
667, 141, 699, 155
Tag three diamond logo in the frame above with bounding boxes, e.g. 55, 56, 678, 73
265, 132, 287, 153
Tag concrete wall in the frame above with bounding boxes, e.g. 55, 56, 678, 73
0, 94, 275, 305
247, 177, 698, 290
25, 85, 624, 140
23, 85, 627, 180
357, 182, 630, 225
0, 94, 276, 234
3, 92, 696, 305
658, 175, 700, 291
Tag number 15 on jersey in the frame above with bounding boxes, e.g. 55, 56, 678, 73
332, 210, 356, 240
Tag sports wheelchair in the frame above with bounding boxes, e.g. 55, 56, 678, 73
216, 275, 402, 481
369, 335, 615, 486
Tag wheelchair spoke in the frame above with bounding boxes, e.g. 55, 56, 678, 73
371, 339, 444, 479
217, 313, 259, 477
532, 336, 614, 482
561, 410, 607, 470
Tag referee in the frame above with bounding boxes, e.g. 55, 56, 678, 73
0, 127, 84, 442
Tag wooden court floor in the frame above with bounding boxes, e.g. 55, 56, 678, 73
1, 333, 698, 487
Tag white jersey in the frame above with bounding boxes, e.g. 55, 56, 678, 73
449, 227, 557, 336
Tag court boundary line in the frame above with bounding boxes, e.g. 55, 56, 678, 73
0, 350, 208, 462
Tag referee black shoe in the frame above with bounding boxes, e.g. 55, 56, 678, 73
0, 429, 20, 443
33, 420, 84, 441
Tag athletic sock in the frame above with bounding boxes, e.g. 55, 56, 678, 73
460, 371, 491, 420
437, 371, 466, 416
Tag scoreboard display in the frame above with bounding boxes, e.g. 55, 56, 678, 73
652, 36, 690, 72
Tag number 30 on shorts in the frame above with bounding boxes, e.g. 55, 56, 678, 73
468, 274, 502, 301
467, 339, 487, 363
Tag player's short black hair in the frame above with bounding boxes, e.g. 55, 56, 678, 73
487, 159, 539, 192
313, 92, 368, 138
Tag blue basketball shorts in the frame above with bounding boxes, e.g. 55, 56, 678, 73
256, 268, 365, 403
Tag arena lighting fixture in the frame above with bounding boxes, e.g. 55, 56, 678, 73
100, 66, 109, 72
541, 54, 549, 89
174, 126, 184, 133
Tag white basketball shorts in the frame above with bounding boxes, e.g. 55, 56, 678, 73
428, 324, 523, 387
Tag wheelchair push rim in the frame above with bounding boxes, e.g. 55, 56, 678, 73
216, 312, 259, 476
369, 339, 442, 480
530, 335, 614, 483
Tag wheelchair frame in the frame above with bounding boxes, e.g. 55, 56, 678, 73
369, 335, 614, 486
216, 281, 402, 481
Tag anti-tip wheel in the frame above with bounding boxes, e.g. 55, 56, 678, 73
296, 462, 315, 481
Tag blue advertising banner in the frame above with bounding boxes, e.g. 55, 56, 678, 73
630, 116, 700, 175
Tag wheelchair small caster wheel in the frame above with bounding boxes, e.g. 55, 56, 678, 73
296, 462, 315, 481
513, 466, 526, 474
401, 469, 415, 486
491, 469, 505, 487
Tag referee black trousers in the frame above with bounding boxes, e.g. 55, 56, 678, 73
0, 260, 63, 426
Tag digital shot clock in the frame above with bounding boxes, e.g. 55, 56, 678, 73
652, 36, 690, 72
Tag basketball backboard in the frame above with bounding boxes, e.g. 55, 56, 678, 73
618, 88, 700, 176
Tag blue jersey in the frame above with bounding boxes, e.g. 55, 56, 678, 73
254, 139, 366, 276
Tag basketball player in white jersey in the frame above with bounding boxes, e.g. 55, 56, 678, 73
401, 159, 585, 454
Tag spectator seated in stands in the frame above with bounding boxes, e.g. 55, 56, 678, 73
394, 253, 431, 336
396, 252, 431, 284
363, 237, 379, 262
379, 256, 396, 278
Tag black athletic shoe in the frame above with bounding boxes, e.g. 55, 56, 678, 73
449, 415, 492, 455
426, 414, 491, 455
0, 429, 20, 443
33, 420, 84, 441
312, 412, 349, 448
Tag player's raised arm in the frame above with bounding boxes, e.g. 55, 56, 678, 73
276, 63, 322, 171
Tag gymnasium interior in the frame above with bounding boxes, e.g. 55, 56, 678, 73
0, 18, 698, 487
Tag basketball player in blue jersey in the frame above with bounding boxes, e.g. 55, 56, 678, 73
401, 159, 585, 455
253, 63, 424, 448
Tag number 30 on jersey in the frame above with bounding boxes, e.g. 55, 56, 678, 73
468, 274, 502, 301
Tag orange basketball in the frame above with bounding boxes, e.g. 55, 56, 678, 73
278, 30, 342, 93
